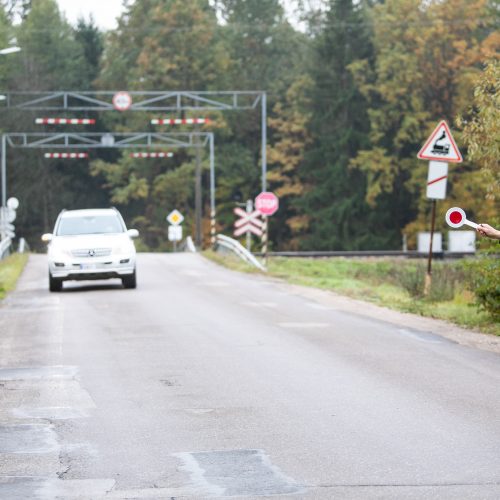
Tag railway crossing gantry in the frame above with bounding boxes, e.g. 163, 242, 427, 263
0, 90, 267, 246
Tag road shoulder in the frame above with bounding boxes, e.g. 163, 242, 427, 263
278, 280, 500, 355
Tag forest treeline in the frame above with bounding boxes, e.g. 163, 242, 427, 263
0, 0, 498, 250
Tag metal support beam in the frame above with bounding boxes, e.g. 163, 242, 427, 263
0, 91, 264, 111
3, 132, 211, 149
1, 132, 217, 248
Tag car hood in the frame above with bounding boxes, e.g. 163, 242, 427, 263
51, 233, 133, 250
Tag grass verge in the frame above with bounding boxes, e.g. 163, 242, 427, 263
0, 253, 29, 300
204, 251, 499, 336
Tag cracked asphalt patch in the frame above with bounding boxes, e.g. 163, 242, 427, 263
175, 449, 304, 497
0, 424, 59, 454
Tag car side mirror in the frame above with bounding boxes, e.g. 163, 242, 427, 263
41, 233, 53, 243
127, 229, 139, 238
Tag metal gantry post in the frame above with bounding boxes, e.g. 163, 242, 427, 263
261, 92, 267, 192
1, 134, 6, 209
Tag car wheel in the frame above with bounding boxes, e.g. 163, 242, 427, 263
49, 272, 63, 292
122, 269, 137, 289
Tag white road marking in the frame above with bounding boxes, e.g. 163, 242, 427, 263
0, 366, 78, 381
398, 329, 445, 344
179, 269, 207, 277
306, 302, 335, 311
12, 407, 89, 420
278, 322, 330, 329
203, 281, 230, 287
241, 301, 277, 308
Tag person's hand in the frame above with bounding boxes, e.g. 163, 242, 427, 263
477, 223, 500, 240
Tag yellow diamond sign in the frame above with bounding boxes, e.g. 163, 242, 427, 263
167, 209, 184, 226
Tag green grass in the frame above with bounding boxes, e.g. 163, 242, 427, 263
0, 253, 29, 300
204, 251, 499, 336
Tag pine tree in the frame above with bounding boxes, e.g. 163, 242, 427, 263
300, 0, 380, 250
75, 16, 103, 88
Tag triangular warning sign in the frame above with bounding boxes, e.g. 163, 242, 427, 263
417, 120, 462, 163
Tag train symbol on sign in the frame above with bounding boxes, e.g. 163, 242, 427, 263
430, 131, 450, 156
417, 120, 462, 163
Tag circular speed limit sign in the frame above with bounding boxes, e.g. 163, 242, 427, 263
112, 91, 133, 111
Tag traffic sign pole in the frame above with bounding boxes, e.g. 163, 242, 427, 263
417, 120, 463, 296
246, 200, 252, 251
262, 216, 268, 268
255, 191, 279, 267
424, 199, 437, 296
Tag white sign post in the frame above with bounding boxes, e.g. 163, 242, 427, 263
168, 225, 183, 242
417, 120, 462, 295
426, 161, 448, 200
166, 209, 184, 251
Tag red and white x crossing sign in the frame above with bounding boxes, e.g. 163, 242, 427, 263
233, 207, 264, 237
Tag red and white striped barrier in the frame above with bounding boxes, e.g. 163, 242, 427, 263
150, 118, 210, 126
44, 152, 88, 159
36, 118, 96, 125
130, 152, 174, 158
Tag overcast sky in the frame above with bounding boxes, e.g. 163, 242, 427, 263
56, 1, 303, 31
56, 0, 125, 30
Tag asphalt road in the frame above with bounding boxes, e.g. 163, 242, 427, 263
1, 253, 499, 499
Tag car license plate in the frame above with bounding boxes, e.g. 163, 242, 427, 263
80, 263, 96, 270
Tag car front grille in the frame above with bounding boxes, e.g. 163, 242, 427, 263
71, 248, 112, 258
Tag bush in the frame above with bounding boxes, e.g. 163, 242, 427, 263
395, 263, 426, 298
463, 256, 500, 320
392, 261, 464, 301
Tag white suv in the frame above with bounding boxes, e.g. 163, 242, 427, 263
42, 208, 139, 292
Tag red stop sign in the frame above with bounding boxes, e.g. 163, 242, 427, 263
255, 192, 279, 216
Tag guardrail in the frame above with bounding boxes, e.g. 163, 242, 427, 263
216, 234, 266, 272
253, 250, 477, 259
0, 237, 12, 260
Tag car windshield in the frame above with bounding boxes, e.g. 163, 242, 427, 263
57, 215, 124, 236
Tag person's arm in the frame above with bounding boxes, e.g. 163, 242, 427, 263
477, 223, 500, 240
